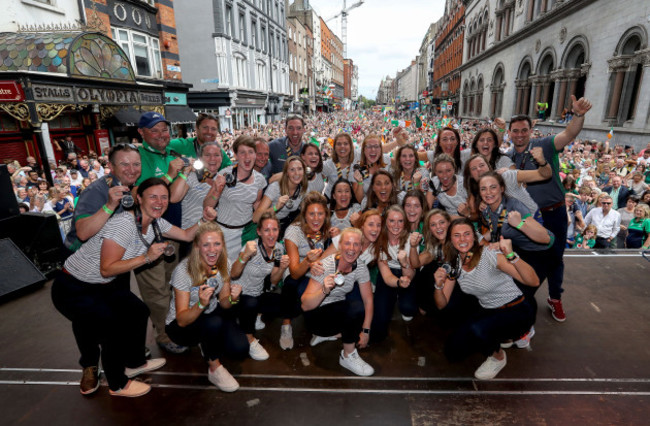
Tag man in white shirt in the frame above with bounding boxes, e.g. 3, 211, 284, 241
584, 195, 621, 249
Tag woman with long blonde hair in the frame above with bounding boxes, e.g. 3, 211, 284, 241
165, 222, 250, 393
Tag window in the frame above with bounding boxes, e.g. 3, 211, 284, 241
256, 61, 267, 91
225, 5, 233, 37
112, 28, 162, 78
234, 54, 248, 88
239, 13, 246, 42
261, 25, 267, 51
251, 19, 258, 48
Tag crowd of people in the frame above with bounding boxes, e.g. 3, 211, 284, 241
6, 96, 650, 398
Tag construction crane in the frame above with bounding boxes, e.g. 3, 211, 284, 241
325, 0, 365, 58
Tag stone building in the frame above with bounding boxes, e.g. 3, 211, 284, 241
287, 12, 311, 114
460, 0, 650, 148
175, 0, 290, 130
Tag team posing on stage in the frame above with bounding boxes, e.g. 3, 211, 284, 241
53, 96, 593, 397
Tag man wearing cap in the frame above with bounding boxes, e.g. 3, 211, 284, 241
169, 113, 231, 170
134, 111, 190, 354
268, 114, 306, 174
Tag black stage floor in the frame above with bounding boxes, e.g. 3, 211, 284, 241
1, 251, 649, 425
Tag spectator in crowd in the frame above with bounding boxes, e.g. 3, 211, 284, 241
268, 114, 306, 174
584, 194, 621, 248
603, 176, 633, 210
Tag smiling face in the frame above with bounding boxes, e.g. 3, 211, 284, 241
386, 210, 405, 237
509, 120, 531, 150
301, 144, 320, 169
361, 214, 381, 243
285, 118, 305, 146
339, 231, 362, 265
201, 145, 223, 174
450, 223, 475, 254
334, 136, 352, 161
399, 147, 417, 173
468, 156, 490, 181
139, 122, 170, 152
286, 159, 304, 186
112, 150, 142, 187
332, 182, 352, 208
434, 161, 455, 188
479, 175, 504, 208
305, 202, 327, 233
429, 213, 449, 242
439, 130, 458, 155
363, 137, 382, 163
235, 144, 256, 172
475, 132, 496, 157
257, 218, 279, 249
197, 118, 219, 144
403, 196, 423, 225
372, 174, 393, 203
199, 231, 223, 267
138, 184, 169, 220
254, 141, 270, 170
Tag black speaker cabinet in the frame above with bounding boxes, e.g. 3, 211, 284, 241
0, 164, 19, 220
0, 212, 64, 276
0, 238, 46, 302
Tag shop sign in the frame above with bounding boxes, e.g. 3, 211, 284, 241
94, 129, 110, 154
0, 80, 25, 102
165, 92, 187, 105
32, 83, 162, 105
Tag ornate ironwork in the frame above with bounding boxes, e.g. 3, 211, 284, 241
140, 105, 164, 115
36, 103, 83, 122
0, 103, 30, 121
99, 106, 123, 122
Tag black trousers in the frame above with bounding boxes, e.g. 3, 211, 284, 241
51, 271, 149, 391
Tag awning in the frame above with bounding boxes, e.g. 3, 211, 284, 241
165, 105, 196, 124
113, 106, 141, 126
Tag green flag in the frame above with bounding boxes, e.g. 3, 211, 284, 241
415, 115, 422, 129
309, 137, 320, 147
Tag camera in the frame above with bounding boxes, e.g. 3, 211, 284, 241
441, 262, 460, 279
305, 166, 314, 180
224, 172, 236, 187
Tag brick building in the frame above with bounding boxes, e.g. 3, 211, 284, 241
432, 0, 465, 114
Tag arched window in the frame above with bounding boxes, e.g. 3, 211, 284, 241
469, 78, 477, 116
606, 27, 647, 125
555, 37, 590, 119
477, 76, 484, 116
233, 53, 248, 88
490, 64, 505, 118
533, 49, 556, 120
462, 80, 470, 115
515, 58, 533, 115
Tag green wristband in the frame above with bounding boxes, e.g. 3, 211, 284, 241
505, 252, 515, 259
164, 173, 173, 183
516, 221, 524, 230
102, 204, 114, 215
178, 172, 187, 181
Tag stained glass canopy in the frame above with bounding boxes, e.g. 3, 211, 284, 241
0, 32, 135, 82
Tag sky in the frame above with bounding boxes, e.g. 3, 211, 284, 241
307, 0, 447, 100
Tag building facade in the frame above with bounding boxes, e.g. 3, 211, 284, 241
459, 0, 650, 149
287, 12, 310, 114
320, 17, 344, 110
0, 0, 192, 169
175, 0, 290, 130
432, 0, 465, 114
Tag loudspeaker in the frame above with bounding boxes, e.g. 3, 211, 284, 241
0, 238, 46, 302
0, 164, 19, 220
0, 212, 64, 276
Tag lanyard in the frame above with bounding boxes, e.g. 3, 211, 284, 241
483, 203, 507, 242
133, 207, 152, 249
335, 162, 350, 180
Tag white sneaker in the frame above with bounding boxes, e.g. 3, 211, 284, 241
124, 358, 166, 378
249, 339, 269, 361
310, 334, 338, 347
474, 352, 507, 380
402, 315, 413, 322
255, 315, 266, 331
500, 340, 514, 349
515, 326, 535, 349
279, 324, 294, 350
339, 349, 374, 376
208, 365, 239, 392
